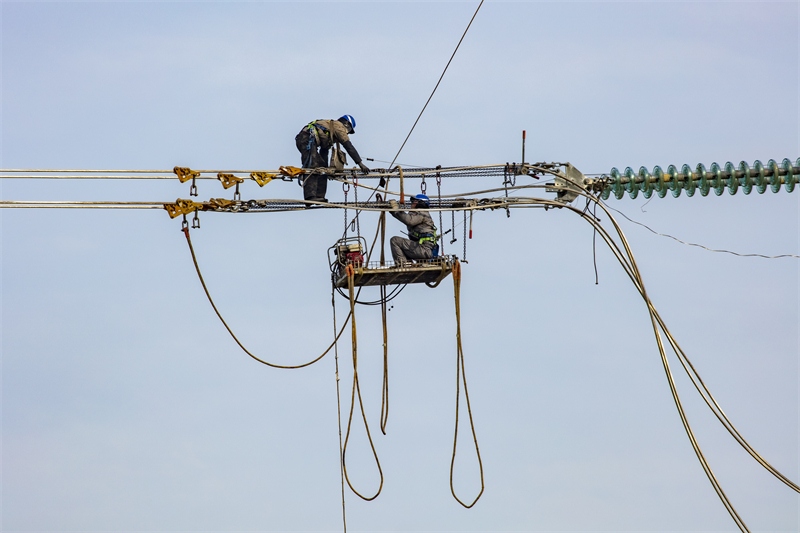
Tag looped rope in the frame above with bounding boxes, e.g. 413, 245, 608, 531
341, 264, 385, 501
449, 260, 485, 508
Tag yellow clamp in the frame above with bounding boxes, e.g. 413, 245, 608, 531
217, 173, 245, 189
251, 171, 276, 186
164, 198, 204, 219
208, 198, 236, 209
174, 166, 200, 183
279, 165, 305, 178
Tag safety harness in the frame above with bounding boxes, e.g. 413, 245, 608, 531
306, 120, 329, 144
410, 229, 440, 258
410, 230, 437, 245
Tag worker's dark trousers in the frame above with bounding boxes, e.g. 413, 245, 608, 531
390, 236, 433, 263
295, 129, 328, 201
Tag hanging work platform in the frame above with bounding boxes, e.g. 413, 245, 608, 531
329, 237, 455, 288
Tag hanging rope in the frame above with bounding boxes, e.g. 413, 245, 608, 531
436, 172, 445, 256
341, 264, 385, 501
331, 285, 348, 533
181, 226, 349, 369
378, 206, 391, 435
449, 260, 485, 508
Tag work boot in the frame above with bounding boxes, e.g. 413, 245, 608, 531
304, 197, 328, 208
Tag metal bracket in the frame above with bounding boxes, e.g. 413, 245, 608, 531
164, 198, 205, 219
217, 172, 244, 189
174, 166, 200, 183
546, 164, 595, 203
251, 171, 276, 186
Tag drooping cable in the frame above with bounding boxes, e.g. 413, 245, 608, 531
182, 226, 349, 369
558, 183, 800, 530
605, 203, 800, 259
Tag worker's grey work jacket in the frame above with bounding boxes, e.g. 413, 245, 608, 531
390, 210, 437, 243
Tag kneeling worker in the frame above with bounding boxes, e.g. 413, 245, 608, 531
388, 194, 439, 265
295, 115, 370, 203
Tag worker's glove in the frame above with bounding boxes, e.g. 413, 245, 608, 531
388, 199, 399, 210
358, 162, 371, 174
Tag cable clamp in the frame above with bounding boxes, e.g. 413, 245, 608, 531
174, 166, 200, 183
217, 172, 244, 189
279, 166, 305, 179
208, 198, 236, 210
251, 171, 276, 186
164, 198, 205, 219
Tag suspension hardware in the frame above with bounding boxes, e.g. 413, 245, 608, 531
217, 172, 244, 189
279, 166, 304, 179
174, 166, 200, 183
251, 171, 276, 186
164, 198, 205, 219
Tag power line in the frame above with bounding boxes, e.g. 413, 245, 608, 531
387, 0, 485, 169
605, 202, 800, 259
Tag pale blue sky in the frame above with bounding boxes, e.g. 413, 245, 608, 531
2, 1, 798, 532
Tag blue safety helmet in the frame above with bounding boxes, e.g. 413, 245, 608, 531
339, 115, 356, 133
412, 194, 430, 207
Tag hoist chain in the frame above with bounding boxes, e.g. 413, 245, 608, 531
450, 209, 457, 245
342, 181, 350, 236
463, 211, 467, 261
353, 175, 361, 239
436, 171, 444, 256
502, 163, 512, 218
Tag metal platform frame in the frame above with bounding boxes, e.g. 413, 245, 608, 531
333, 258, 455, 288
329, 237, 455, 288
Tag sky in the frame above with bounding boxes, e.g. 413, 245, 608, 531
1, 1, 799, 532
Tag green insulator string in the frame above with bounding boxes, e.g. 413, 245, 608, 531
725, 162, 739, 195
625, 167, 638, 199
754, 160, 767, 194
710, 162, 724, 196
781, 158, 795, 193
667, 164, 682, 198
769, 159, 781, 193
609, 167, 624, 200
739, 161, 753, 195
696, 163, 711, 197
638, 166, 653, 199
600, 158, 799, 199
682, 164, 696, 197
653, 166, 668, 198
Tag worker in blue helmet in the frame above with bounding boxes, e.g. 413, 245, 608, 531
295, 115, 370, 204
387, 194, 439, 265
